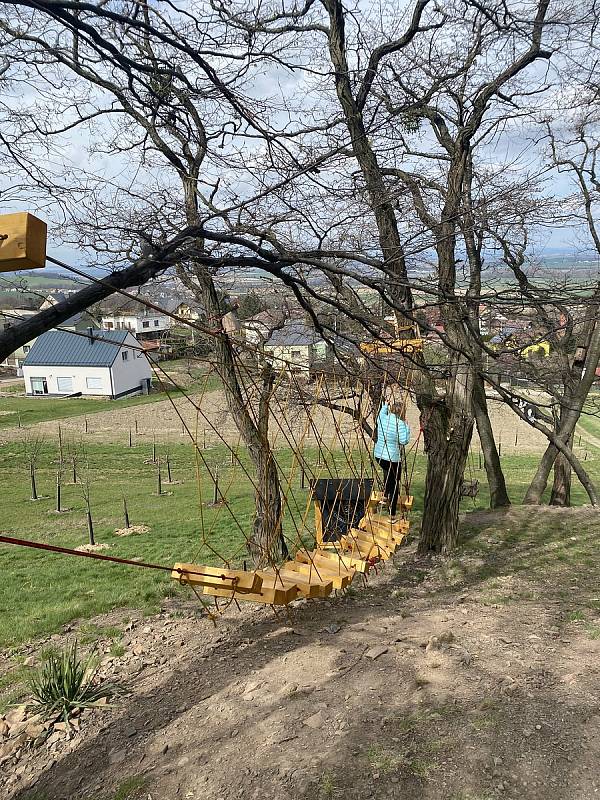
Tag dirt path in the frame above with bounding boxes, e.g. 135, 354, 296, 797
3, 506, 599, 800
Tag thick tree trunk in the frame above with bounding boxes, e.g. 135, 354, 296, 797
472, 374, 510, 508
418, 401, 474, 555
550, 447, 572, 506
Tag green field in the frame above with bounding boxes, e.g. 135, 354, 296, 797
1, 432, 598, 650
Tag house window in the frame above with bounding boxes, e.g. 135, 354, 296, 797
142, 320, 150, 329
105, 321, 113, 329
31, 377, 48, 395
154, 319, 159, 327
86, 376, 103, 390
23, 345, 30, 353
122, 351, 129, 361
57, 376, 74, 393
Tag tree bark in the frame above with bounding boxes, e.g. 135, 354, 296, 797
472, 374, 510, 508
417, 401, 474, 554
550, 444, 572, 506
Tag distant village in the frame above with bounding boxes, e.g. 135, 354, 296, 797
0, 277, 586, 400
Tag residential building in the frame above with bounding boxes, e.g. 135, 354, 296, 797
22, 329, 152, 398
101, 301, 171, 338
0, 308, 100, 369
261, 321, 328, 372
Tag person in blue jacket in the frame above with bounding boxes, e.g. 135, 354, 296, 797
373, 401, 411, 519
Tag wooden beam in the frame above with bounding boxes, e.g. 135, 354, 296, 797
172, 563, 262, 593
0, 213, 47, 271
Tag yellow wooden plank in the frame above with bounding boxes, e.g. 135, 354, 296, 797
288, 558, 353, 591
266, 567, 333, 599
315, 547, 370, 574
203, 574, 298, 605
172, 563, 262, 593
0, 212, 47, 271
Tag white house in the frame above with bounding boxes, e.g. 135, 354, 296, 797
101, 302, 170, 337
22, 329, 152, 399
262, 321, 328, 373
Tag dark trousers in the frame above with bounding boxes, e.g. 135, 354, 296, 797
375, 457, 401, 516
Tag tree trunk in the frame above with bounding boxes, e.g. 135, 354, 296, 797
249, 448, 287, 566
550, 447, 572, 506
472, 374, 510, 508
418, 401, 474, 554
178, 179, 287, 567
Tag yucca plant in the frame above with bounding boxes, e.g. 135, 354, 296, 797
27, 640, 116, 722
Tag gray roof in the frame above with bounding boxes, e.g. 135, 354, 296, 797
266, 322, 321, 347
23, 329, 129, 367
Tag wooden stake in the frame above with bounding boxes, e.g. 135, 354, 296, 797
135, 418, 138, 435
301, 466, 306, 489
213, 468, 220, 505
55, 471, 61, 513
128, 428, 132, 447
87, 508, 95, 546
72, 456, 77, 484
152, 435, 156, 463
230, 448, 235, 466
478, 451, 482, 470
514, 431, 518, 447
157, 457, 162, 495
30, 463, 38, 501
203, 429, 206, 450
498, 442, 502, 458
84, 417, 88, 434
166, 455, 172, 483
123, 497, 130, 529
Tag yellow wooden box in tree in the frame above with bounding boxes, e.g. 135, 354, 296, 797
0, 212, 47, 271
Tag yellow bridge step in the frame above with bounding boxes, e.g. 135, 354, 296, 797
262, 566, 333, 599
293, 552, 355, 590
172, 563, 263, 593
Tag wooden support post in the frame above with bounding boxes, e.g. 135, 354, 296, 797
166, 455, 172, 483
514, 431, 518, 447
128, 428, 133, 447
86, 500, 95, 546
135, 418, 138, 435
123, 497, 130, 529
157, 457, 162, 495
152, 435, 156, 463
498, 442, 502, 458
213, 468, 220, 505
30, 463, 38, 501
55, 471, 61, 513
72, 456, 77, 484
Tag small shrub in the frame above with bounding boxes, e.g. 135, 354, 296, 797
113, 776, 147, 800
27, 640, 116, 722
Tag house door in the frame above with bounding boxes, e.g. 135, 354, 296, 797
30, 377, 48, 395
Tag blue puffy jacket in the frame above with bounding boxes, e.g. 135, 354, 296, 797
373, 404, 410, 462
